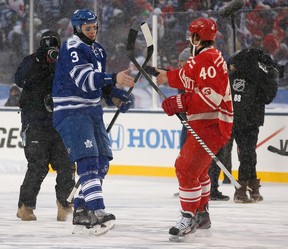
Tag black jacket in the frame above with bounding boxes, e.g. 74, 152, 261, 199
15, 47, 55, 127
229, 48, 278, 129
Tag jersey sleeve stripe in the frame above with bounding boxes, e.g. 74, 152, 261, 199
88, 72, 97, 91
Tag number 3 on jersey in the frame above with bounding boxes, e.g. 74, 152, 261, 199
71, 51, 79, 63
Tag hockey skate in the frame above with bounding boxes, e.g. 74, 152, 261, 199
16, 204, 37, 221
72, 208, 115, 236
196, 204, 211, 229
169, 211, 196, 242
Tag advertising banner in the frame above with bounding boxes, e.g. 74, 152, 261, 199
0, 108, 287, 182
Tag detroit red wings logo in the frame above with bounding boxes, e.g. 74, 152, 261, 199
180, 70, 195, 90
202, 87, 211, 95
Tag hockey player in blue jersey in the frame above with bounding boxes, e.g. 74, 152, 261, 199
52, 8, 135, 234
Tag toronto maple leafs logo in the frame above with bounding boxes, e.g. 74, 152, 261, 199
84, 139, 93, 148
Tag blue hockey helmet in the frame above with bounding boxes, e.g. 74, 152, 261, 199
71, 9, 98, 33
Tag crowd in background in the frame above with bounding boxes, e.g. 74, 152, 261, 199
0, 0, 288, 107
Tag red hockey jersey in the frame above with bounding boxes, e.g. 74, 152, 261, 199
166, 47, 233, 139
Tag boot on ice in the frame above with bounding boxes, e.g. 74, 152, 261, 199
16, 204, 37, 221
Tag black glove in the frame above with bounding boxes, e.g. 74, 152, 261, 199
145, 66, 160, 77
104, 86, 133, 113
46, 48, 59, 63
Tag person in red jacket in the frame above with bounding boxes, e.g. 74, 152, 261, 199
155, 17, 234, 241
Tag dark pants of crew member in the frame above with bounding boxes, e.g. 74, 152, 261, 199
233, 126, 259, 181
209, 135, 233, 193
18, 125, 75, 209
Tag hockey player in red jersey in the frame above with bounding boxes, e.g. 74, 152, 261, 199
155, 18, 234, 240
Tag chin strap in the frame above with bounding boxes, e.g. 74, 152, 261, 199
189, 36, 200, 57
75, 32, 94, 45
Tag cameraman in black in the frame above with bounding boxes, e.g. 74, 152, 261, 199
15, 31, 75, 221
229, 48, 278, 203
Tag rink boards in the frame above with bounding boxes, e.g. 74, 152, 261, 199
0, 107, 288, 183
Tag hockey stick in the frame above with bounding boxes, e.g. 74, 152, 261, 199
126, 26, 241, 189
106, 22, 154, 133
267, 145, 288, 156
67, 22, 154, 203
67, 180, 80, 202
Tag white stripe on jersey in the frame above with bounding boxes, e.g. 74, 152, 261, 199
88, 72, 97, 91
53, 103, 101, 112
187, 111, 233, 123
197, 87, 222, 109
70, 63, 94, 79
53, 96, 101, 112
53, 96, 101, 103
214, 54, 224, 67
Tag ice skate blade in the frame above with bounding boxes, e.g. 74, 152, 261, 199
196, 228, 212, 237
72, 220, 115, 236
169, 232, 195, 242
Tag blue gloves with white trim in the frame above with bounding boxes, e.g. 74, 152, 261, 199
103, 85, 133, 113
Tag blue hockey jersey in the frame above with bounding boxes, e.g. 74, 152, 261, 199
52, 35, 115, 126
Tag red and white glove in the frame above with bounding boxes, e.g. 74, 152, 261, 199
161, 94, 188, 116
46, 48, 59, 63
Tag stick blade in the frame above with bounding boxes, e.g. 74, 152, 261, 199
127, 21, 147, 51
130, 20, 145, 31
267, 145, 288, 156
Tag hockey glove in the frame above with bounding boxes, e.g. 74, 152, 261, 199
145, 66, 160, 77
105, 87, 133, 113
145, 66, 169, 77
162, 94, 188, 116
46, 48, 59, 63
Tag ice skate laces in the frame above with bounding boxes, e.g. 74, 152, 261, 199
169, 211, 195, 236
175, 211, 193, 229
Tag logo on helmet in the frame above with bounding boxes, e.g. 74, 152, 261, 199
189, 18, 218, 41
71, 8, 98, 28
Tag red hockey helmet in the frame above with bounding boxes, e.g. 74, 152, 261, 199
188, 18, 218, 42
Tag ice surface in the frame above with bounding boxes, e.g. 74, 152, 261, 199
1, 172, 288, 249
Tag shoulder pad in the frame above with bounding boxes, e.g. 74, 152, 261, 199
67, 36, 82, 49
